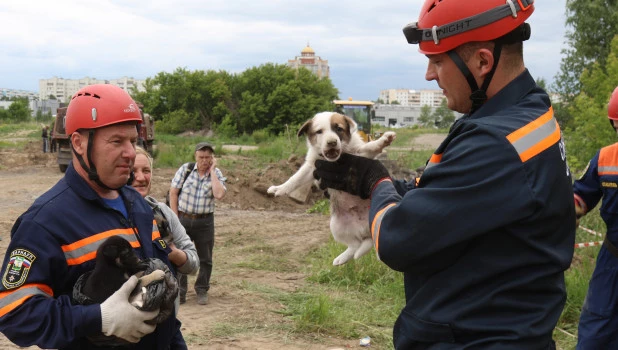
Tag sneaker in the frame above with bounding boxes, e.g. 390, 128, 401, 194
197, 293, 208, 305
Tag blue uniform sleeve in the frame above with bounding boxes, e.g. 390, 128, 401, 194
369, 126, 538, 273
392, 178, 416, 196
0, 220, 101, 348
573, 151, 602, 212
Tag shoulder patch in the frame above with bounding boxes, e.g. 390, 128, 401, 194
3, 248, 36, 289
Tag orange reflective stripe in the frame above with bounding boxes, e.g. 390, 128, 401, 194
507, 107, 560, 162
425, 153, 443, 170
371, 203, 396, 253
0, 283, 53, 318
507, 108, 553, 144
61, 228, 135, 253
62, 229, 140, 266
429, 153, 442, 164
151, 219, 161, 241
598, 144, 618, 175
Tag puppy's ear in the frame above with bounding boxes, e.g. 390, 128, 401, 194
343, 115, 358, 135
298, 119, 312, 137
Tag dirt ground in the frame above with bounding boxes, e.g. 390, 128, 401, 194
0, 134, 445, 350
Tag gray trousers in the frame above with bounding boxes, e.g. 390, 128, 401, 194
178, 213, 214, 296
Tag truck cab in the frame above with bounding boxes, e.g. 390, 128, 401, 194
51, 107, 71, 172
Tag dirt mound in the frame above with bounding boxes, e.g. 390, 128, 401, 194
151, 155, 324, 213
0, 140, 323, 212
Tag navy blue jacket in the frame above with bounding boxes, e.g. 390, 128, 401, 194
0, 162, 177, 349
574, 144, 618, 237
370, 70, 575, 349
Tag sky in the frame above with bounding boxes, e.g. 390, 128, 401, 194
0, 1, 568, 101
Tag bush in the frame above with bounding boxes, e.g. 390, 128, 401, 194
156, 110, 201, 134
214, 114, 238, 138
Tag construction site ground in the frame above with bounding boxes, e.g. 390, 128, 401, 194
0, 133, 445, 350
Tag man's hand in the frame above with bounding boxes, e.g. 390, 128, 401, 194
575, 202, 586, 227
209, 157, 217, 173
313, 153, 390, 199
167, 243, 188, 267
100, 276, 159, 343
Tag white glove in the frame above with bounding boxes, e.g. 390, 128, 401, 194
100, 275, 159, 343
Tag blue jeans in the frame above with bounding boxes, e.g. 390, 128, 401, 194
179, 213, 214, 297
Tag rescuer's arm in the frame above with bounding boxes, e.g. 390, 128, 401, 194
368, 127, 541, 273
0, 221, 101, 348
573, 151, 603, 224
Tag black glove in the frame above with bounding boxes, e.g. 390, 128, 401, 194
313, 153, 390, 199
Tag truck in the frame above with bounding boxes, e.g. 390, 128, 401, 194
136, 104, 155, 155
333, 99, 375, 142
51, 107, 71, 173
51, 105, 155, 173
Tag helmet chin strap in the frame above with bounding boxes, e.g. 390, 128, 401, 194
447, 42, 503, 115
72, 130, 124, 191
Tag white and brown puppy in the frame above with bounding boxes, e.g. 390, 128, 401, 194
268, 112, 396, 265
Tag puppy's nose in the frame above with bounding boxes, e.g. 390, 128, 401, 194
327, 140, 337, 147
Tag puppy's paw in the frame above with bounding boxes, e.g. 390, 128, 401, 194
267, 185, 286, 197
381, 131, 396, 147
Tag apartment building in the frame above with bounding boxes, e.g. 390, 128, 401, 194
0, 88, 38, 100
379, 88, 445, 107
38, 77, 146, 102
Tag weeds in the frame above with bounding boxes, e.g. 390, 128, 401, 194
307, 199, 329, 215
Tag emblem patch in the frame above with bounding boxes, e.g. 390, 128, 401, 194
2, 249, 36, 289
158, 239, 167, 249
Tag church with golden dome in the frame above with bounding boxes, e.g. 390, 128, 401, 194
287, 43, 330, 79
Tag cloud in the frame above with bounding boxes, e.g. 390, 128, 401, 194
0, 0, 568, 101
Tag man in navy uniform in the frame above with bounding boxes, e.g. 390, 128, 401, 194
314, 1, 575, 348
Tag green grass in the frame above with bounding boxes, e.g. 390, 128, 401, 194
279, 238, 404, 348
0, 122, 40, 149
374, 126, 447, 147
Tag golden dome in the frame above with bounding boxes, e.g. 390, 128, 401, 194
301, 44, 315, 54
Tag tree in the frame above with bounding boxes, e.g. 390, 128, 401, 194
132, 67, 234, 133
418, 105, 433, 128
432, 99, 456, 129
7, 99, 31, 122
553, 0, 618, 99
565, 35, 618, 171
133, 63, 338, 135
536, 77, 547, 91
234, 64, 336, 134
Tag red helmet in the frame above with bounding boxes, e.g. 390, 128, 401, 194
403, 0, 535, 54
65, 84, 142, 135
609, 87, 618, 121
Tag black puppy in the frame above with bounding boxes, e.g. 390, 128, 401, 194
82, 235, 148, 304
